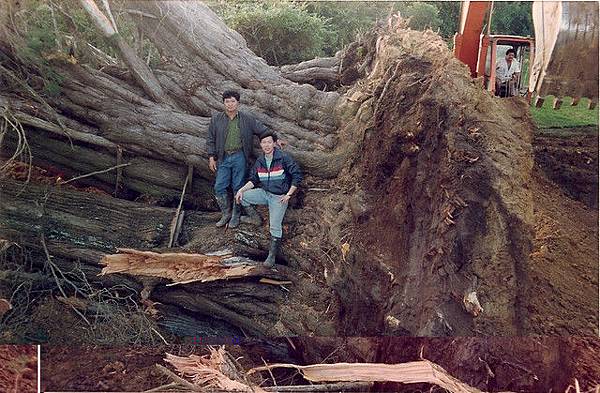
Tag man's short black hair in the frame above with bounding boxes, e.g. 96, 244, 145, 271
222, 90, 240, 102
506, 48, 516, 56
259, 130, 278, 142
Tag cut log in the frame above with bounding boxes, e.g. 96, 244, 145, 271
1, 126, 215, 208
0, 178, 176, 259
165, 350, 268, 393
165, 347, 508, 393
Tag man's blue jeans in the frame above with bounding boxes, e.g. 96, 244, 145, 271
241, 188, 288, 238
214, 151, 246, 196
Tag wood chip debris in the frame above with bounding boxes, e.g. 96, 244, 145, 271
100, 248, 262, 285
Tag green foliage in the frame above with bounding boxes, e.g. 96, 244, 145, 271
531, 97, 599, 129
9, 1, 66, 96
12, 0, 159, 73
217, 1, 330, 66
213, 1, 458, 63
490, 2, 533, 37
302, 2, 390, 56
428, 1, 460, 38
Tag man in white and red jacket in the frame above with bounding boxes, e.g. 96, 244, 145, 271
235, 131, 303, 267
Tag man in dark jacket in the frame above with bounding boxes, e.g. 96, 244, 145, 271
235, 131, 302, 267
206, 90, 268, 228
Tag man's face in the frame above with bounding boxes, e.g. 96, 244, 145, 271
506, 52, 515, 61
224, 97, 239, 113
260, 136, 275, 155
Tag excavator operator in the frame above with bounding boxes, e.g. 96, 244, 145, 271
495, 48, 521, 97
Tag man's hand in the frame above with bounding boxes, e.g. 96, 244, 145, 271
279, 194, 291, 204
276, 139, 287, 150
235, 190, 244, 204
209, 157, 217, 173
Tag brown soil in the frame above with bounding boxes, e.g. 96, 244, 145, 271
42, 346, 168, 392
376, 336, 600, 392
528, 131, 599, 335
41, 342, 299, 392
534, 131, 598, 209
0, 345, 37, 393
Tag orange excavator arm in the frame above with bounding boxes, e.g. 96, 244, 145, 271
453, 1, 490, 78
454, 1, 598, 109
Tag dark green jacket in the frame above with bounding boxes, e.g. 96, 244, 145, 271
206, 110, 268, 162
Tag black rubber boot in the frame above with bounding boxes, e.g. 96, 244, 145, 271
264, 237, 281, 268
215, 194, 231, 227
229, 202, 241, 228
240, 205, 262, 226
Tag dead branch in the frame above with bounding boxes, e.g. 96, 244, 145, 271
58, 162, 131, 185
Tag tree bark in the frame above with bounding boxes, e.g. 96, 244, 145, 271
280, 54, 341, 88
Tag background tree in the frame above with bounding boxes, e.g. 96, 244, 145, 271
430, 1, 461, 38
490, 1, 533, 36
403, 2, 442, 32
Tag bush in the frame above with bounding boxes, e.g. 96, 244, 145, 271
218, 1, 330, 66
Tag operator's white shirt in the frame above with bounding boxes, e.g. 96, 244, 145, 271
496, 58, 521, 81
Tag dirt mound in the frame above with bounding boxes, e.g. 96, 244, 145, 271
297, 22, 598, 337
0, 345, 37, 393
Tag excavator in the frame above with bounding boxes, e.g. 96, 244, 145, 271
453, 1, 598, 109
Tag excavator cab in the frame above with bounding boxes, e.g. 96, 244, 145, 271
479, 36, 534, 97
454, 1, 597, 109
